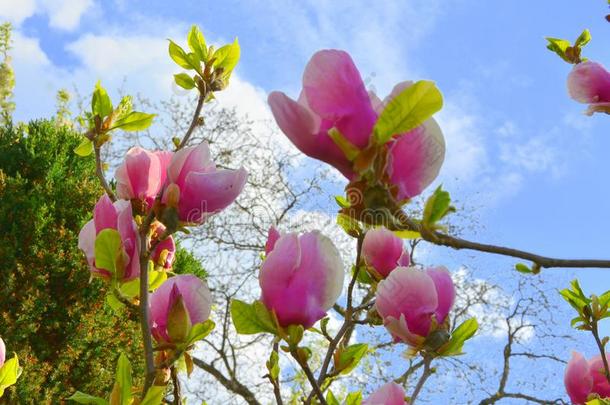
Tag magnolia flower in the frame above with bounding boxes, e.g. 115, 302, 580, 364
150, 223, 176, 269
268, 49, 444, 199
362, 227, 410, 278
0, 337, 5, 368
115, 147, 173, 207
78, 195, 140, 280
259, 228, 344, 328
363, 382, 408, 405
567, 61, 610, 115
375, 266, 455, 347
565, 351, 610, 404
163, 142, 247, 224
149, 274, 212, 343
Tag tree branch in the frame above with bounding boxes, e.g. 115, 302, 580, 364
191, 357, 261, 405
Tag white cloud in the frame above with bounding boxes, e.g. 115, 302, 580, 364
0, 0, 36, 25
0, 0, 93, 31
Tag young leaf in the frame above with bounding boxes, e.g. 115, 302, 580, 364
337, 213, 362, 237
545, 37, 572, 63
94, 229, 123, 275
174, 73, 196, 90
74, 138, 93, 157
326, 390, 340, 405
374, 80, 443, 144
168, 40, 194, 70
438, 318, 478, 356
423, 185, 455, 226
187, 25, 207, 62
393, 229, 421, 239
106, 294, 125, 313
92, 82, 113, 118
0, 354, 20, 397
336, 343, 368, 375
230, 299, 277, 335
110, 112, 156, 132
139, 386, 166, 405
115, 353, 132, 405
185, 320, 215, 346
266, 350, 280, 380
575, 29, 591, 48
345, 391, 363, 405
335, 195, 351, 209
328, 127, 360, 161
213, 38, 240, 76
515, 263, 532, 274
67, 392, 108, 405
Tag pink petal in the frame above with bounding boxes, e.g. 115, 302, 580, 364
302, 50, 376, 148
425, 266, 455, 323
116, 147, 163, 202
588, 355, 610, 397
364, 382, 407, 405
568, 61, 610, 104
0, 337, 5, 368
362, 227, 404, 277
565, 352, 594, 404
168, 142, 215, 187
116, 200, 139, 280
179, 168, 248, 223
265, 226, 281, 254
93, 194, 118, 232
268, 91, 355, 178
152, 233, 176, 269
387, 117, 445, 200
376, 267, 438, 337
78, 219, 96, 264
384, 314, 425, 347
155, 150, 174, 186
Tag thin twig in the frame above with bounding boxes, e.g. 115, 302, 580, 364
591, 319, 610, 385
290, 348, 327, 405
178, 91, 205, 149
409, 355, 433, 404
94, 144, 116, 201
171, 366, 181, 405
267, 342, 284, 405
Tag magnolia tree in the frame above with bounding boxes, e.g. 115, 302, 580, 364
1, 23, 610, 405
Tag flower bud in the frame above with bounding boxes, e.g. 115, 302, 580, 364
565, 351, 610, 404
567, 61, 610, 116
363, 382, 408, 405
259, 228, 344, 328
0, 337, 5, 368
362, 227, 409, 278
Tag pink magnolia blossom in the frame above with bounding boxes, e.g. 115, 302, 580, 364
150, 223, 176, 269
567, 61, 610, 115
149, 274, 212, 343
115, 147, 173, 207
363, 382, 408, 405
362, 227, 410, 278
268, 49, 445, 199
0, 337, 5, 368
259, 228, 344, 328
163, 142, 247, 224
375, 266, 455, 347
565, 351, 610, 404
78, 194, 140, 280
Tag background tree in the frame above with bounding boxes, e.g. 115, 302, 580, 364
0, 22, 14, 124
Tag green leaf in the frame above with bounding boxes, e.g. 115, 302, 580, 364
374, 80, 443, 144
167, 296, 192, 343
0, 354, 20, 396
74, 138, 93, 157
575, 29, 591, 48
515, 263, 532, 274
345, 391, 362, 405
185, 320, 215, 346
92, 82, 113, 118
326, 391, 340, 405
335, 195, 351, 209
253, 301, 278, 333
328, 127, 360, 161
230, 299, 277, 335
423, 185, 455, 226
545, 37, 572, 62
115, 353, 132, 405
67, 392, 108, 405
119, 278, 140, 298
106, 293, 125, 313
110, 111, 156, 132
114, 96, 133, 121
336, 213, 362, 237
174, 73, 197, 90
168, 40, 194, 70
94, 229, 123, 276
139, 386, 166, 405
187, 25, 207, 62
266, 350, 280, 380
393, 229, 421, 239
149, 269, 167, 291
336, 343, 368, 375
438, 318, 478, 356
213, 38, 240, 76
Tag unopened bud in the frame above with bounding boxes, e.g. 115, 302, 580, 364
165, 183, 180, 208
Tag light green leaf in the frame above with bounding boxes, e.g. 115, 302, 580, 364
393, 229, 421, 239
168, 40, 194, 70
345, 391, 362, 405
374, 80, 443, 144
335, 195, 351, 209
149, 269, 167, 291
336, 343, 368, 375
230, 299, 277, 335
423, 185, 455, 226
213, 38, 240, 76
575, 29, 591, 48
336, 213, 362, 237
326, 390, 340, 405
545, 37, 572, 62
92, 81, 113, 118
67, 392, 108, 405
94, 229, 123, 275
187, 25, 207, 62
515, 263, 532, 274
0, 354, 20, 396
114, 96, 133, 121
110, 111, 156, 132
328, 127, 360, 161
438, 318, 478, 356
74, 138, 93, 157
106, 293, 125, 313
119, 278, 140, 298
266, 350, 280, 380
139, 386, 166, 405
186, 320, 215, 346
115, 353, 132, 405
167, 296, 192, 343
174, 73, 197, 90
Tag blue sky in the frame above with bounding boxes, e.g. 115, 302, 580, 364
1, 0, 609, 402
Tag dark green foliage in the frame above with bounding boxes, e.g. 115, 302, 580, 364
0, 120, 142, 403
